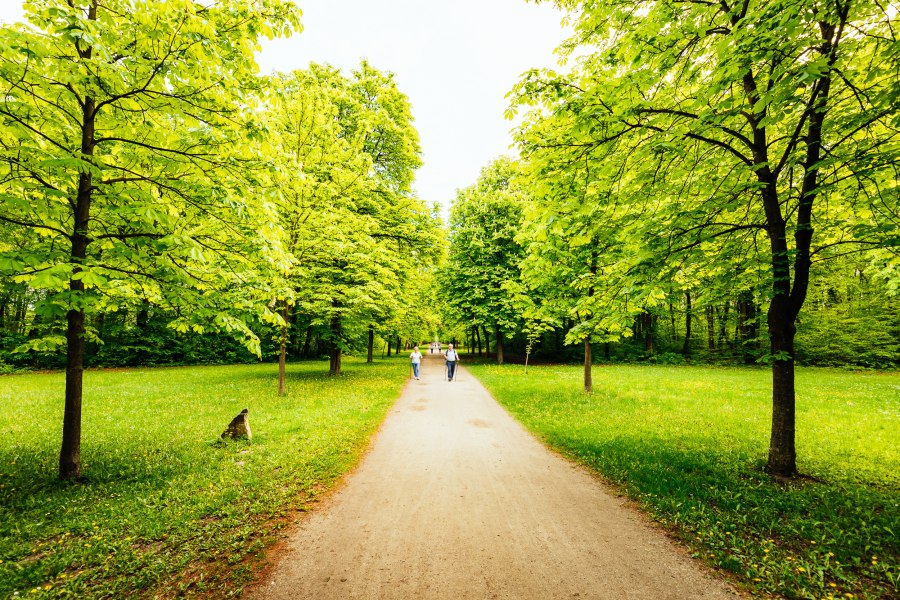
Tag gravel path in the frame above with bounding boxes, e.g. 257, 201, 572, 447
249, 353, 739, 600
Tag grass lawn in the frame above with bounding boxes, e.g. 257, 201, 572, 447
0, 357, 407, 598
468, 362, 899, 600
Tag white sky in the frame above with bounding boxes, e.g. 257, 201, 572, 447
0, 0, 568, 211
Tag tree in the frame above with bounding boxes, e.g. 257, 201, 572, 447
442, 157, 525, 364
266, 62, 438, 379
0, 0, 299, 479
514, 0, 900, 476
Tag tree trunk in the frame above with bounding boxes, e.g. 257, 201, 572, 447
60, 75, 96, 480
641, 311, 654, 354
718, 302, 730, 348
583, 338, 592, 393
136, 305, 149, 329
367, 325, 374, 363
705, 306, 715, 350
767, 293, 797, 477
482, 325, 490, 355
386, 336, 392, 357
737, 290, 757, 363
301, 325, 312, 358
329, 315, 342, 376
475, 326, 482, 356
604, 341, 611, 361
278, 303, 289, 396
494, 324, 504, 365
668, 301, 677, 344
395, 336, 401, 356
761, 179, 797, 477
682, 291, 692, 356
289, 311, 302, 356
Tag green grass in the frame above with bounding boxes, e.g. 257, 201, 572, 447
468, 362, 900, 600
0, 357, 407, 598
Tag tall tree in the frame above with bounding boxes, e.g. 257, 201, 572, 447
267, 62, 438, 378
514, 0, 900, 476
442, 157, 525, 364
0, 0, 299, 479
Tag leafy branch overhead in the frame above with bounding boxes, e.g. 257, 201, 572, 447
510, 0, 900, 476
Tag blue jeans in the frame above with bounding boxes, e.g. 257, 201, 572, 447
446, 361, 457, 380
412, 362, 420, 378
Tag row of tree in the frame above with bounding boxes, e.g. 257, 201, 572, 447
441, 0, 900, 478
0, 1, 441, 479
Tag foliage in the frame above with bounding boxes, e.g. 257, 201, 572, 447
440, 157, 526, 357
0, 357, 407, 598
511, 0, 900, 475
266, 63, 441, 371
0, 0, 299, 353
469, 362, 900, 600
0, 0, 301, 478
795, 257, 900, 369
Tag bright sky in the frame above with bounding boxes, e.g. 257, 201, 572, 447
0, 0, 568, 211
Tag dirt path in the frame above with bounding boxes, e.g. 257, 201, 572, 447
249, 353, 739, 600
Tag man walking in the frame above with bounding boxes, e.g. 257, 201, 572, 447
444, 343, 459, 381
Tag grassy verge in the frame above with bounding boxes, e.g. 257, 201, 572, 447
0, 357, 407, 598
468, 362, 899, 600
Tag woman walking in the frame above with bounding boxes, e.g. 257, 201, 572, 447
410, 345, 423, 380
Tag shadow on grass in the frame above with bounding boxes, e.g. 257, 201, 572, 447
545, 431, 899, 596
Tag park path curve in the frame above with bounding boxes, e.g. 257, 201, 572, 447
249, 353, 739, 600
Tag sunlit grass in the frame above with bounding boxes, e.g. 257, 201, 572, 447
469, 363, 900, 600
0, 358, 407, 598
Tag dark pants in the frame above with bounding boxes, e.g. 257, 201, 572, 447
446, 361, 457, 380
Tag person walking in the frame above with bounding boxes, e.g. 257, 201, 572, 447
410, 345, 423, 380
444, 343, 459, 381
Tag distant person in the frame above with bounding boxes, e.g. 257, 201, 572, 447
444, 343, 459, 381
410, 345, 422, 380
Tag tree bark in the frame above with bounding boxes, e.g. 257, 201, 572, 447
755, 148, 797, 477
482, 325, 490, 355
367, 325, 374, 363
278, 303, 289, 396
301, 325, 312, 358
641, 311, 654, 354
668, 301, 677, 344
60, 62, 97, 479
682, 291, 692, 356
705, 306, 715, 350
494, 324, 504, 365
583, 338, 592, 393
718, 302, 730, 348
136, 305, 149, 329
737, 291, 757, 363
329, 314, 342, 376
395, 336, 401, 356
475, 326, 482, 356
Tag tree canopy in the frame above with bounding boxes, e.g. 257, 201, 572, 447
510, 0, 900, 475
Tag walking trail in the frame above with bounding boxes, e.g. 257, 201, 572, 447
250, 353, 739, 600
